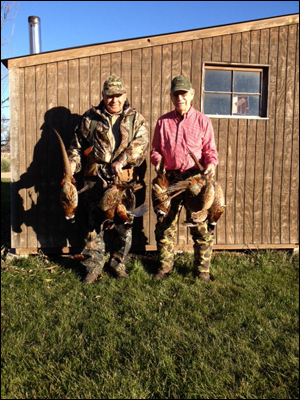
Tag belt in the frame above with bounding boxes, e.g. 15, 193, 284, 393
166, 169, 200, 178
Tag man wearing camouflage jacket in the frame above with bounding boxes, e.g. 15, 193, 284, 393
68, 76, 149, 283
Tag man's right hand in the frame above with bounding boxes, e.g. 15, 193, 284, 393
155, 159, 162, 173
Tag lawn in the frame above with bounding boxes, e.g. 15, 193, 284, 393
1, 249, 299, 399
1, 178, 299, 398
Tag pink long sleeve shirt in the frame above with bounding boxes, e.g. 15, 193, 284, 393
150, 106, 218, 173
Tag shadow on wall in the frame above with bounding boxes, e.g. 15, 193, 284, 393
11, 106, 81, 250
10, 106, 148, 253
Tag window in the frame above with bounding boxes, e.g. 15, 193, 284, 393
203, 64, 269, 117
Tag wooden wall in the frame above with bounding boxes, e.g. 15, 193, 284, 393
6, 14, 299, 253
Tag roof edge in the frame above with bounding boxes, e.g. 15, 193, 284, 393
2, 13, 299, 69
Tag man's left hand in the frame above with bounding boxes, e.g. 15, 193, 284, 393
111, 161, 123, 176
204, 163, 216, 178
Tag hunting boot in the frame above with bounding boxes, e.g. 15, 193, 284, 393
154, 266, 173, 280
83, 272, 100, 284
110, 256, 128, 279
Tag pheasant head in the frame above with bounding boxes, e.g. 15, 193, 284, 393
60, 178, 78, 220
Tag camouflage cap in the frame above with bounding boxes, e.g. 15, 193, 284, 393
103, 75, 126, 95
170, 75, 192, 93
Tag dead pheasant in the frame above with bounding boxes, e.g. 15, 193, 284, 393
207, 181, 226, 226
154, 150, 225, 227
99, 179, 148, 228
152, 157, 171, 222
154, 173, 214, 209
53, 128, 78, 221
186, 148, 225, 221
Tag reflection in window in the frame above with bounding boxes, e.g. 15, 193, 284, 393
205, 70, 231, 92
234, 71, 260, 93
204, 94, 231, 115
203, 65, 268, 117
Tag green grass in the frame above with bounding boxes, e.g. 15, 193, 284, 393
1, 250, 299, 399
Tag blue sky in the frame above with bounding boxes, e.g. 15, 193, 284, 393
2, 1, 299, 59
1, 1, 299, 121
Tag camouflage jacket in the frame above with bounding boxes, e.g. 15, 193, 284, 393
68, 100, 149, 177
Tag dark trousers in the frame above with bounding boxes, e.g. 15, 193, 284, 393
79, 180, 133, 275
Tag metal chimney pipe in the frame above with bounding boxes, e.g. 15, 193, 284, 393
28, 16, 42, 54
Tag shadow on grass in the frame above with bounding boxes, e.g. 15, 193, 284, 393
174, 253, 194, 277
132, 251, 160, 276
48, 253, 152, 282
48, 254, 87, 281
131, 251, 195, 278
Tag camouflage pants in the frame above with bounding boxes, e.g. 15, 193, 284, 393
155, 172, 214, 275
79, 179, 133, 275
81, 225, 132, 275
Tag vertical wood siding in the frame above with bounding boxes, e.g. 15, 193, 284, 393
10, 21, 299, 252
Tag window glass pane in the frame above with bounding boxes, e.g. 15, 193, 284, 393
205, 70, 231, 92
204, 93, 231, 115
234, 71, 260, 93
232, 95, 260, 116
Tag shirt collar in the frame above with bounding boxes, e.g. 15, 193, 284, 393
104, 108, 122, 118
173, 106, 195, 120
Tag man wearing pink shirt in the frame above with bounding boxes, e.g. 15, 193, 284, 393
151, 75, 218, 282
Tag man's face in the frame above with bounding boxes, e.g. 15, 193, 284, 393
103, 92, 127, 114
170, 89, 195, 115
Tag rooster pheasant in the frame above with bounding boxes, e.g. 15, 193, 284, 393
182, 180, 226, 227
53, 128, 78, 221
99, 179, 148, 229
151, 157, 171, 221
154, 150, 225, 227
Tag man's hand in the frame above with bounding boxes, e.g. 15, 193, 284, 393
111, 161, 123, 176
155, 160, 161, 173
155, 158, 165, 174
204, 163, 215, 178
